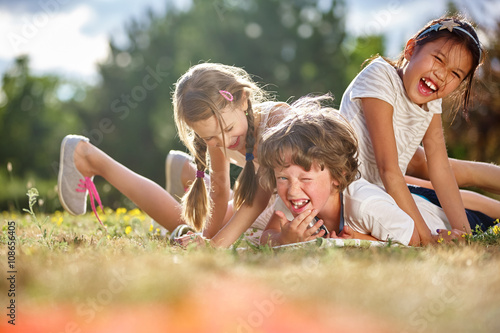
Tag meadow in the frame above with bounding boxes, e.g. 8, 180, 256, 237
1, 189, 500, 333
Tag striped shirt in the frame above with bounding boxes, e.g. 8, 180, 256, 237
339, 57, 442, 187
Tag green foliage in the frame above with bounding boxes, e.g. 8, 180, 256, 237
0, 57, 83, 180
0, 0, 384, 211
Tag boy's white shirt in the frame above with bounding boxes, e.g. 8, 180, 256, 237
275, 178, 451, 246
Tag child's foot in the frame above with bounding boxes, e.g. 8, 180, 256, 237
165, 150, 193, 202
57, 135, 104, 225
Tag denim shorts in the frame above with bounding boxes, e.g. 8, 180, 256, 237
408, 185, 496, 232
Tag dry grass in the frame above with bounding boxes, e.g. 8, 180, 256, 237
1, 207, 500, 333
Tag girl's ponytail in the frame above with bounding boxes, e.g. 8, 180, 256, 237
233, 100, 258, 209
182, 135, 211, 231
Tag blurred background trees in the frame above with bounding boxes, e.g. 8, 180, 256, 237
1, 0, 498, 211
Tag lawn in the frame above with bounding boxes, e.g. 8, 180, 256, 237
1, 189, 500, 333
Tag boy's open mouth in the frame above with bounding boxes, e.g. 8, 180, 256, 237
291, 199, 310, 210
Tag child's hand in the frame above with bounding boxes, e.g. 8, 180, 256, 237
171, 232, 207, 248
434, 228, 467, 244
275, 209, 325, 244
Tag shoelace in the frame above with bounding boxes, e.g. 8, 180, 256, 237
76, 177, 105, 227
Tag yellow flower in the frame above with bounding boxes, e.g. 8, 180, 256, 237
437, 236, 443, 243
116, 207, 127, 215
125, 226, 132, 235
447, 231, 451, 236
129, 208, 141, 216
493, 225, 500, 235
494, 219, 499, 224
149, 224, 154, 232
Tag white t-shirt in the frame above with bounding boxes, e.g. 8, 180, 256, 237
344, 179, 451, 245
275, 178, 451, 246
339, 57, 442, 187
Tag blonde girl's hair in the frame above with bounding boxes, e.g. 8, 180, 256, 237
258, 95, 359, 193
173, 63, 269, 231
366, 14, 484, 120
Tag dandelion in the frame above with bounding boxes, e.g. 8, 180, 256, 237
50, 216, 64, 226
116, 207, 127, 216
494, 219, 499, 225
437, 236, 444, 243
125, 226, 132, 235
493, 225, 500, 235
129, 208, 141, 216
447, 231, 451, 236
149, 224, 154, 232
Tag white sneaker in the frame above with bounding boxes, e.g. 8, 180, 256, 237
165, 150, 192, 202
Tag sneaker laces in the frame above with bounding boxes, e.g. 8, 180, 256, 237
76, 177, 105, 228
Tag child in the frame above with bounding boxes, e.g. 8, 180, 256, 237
58, 63, 290, 247
339, 15, 486, 245
257, 97, 490, 247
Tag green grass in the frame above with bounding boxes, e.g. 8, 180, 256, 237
1, 191, 500, 332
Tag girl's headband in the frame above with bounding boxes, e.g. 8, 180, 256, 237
417, 19, 482, 59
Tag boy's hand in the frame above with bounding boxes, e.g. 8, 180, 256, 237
275, 209, 325, 244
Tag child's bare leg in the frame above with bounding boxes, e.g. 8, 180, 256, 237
405, 176, 500, 218
407, 146, 500, 194
459, 190, 500, 219
450, 160, 500, 195
75, 141, 183, 231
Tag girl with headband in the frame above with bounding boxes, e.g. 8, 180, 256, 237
339, 15, 490, 245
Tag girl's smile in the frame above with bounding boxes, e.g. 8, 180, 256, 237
400, 38, 473, 106
227, 136, 240, 150
190, 102, 249, 151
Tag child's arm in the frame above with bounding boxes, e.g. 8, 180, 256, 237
260, 210, 325, 246
422, 115, 471, 233
361, 98, 432, 245
210, 182, 272, 248
203, 146, 232, 238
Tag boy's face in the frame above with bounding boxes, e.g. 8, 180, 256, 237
274, 159, 339, 217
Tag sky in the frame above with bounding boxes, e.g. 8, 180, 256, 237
0, 0, 497, 85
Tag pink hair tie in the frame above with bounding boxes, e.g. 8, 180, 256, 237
196, 170, 205, 178
219, 90, 233, 102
